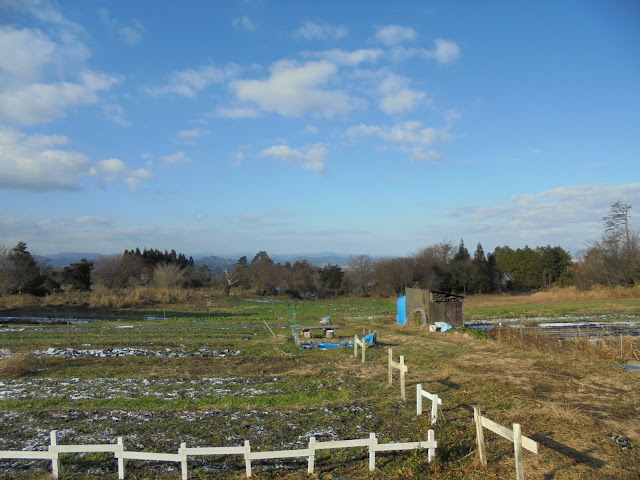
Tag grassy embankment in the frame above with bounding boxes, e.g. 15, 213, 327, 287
0, 287, 638, 479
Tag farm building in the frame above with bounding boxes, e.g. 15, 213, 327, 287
395, 287, 464, 328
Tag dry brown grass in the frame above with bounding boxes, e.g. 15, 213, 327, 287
0, 352, 37, 378
467, 285, 640, 307
489, 326, 640, 362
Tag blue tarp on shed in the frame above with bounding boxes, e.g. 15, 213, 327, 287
396, 296, 407, 325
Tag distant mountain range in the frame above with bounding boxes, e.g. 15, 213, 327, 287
36, 252, 381, 269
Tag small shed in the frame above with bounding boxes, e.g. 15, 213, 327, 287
396, 287, 464, 328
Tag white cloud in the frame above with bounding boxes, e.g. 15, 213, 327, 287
0, 127, 90, 190
347, 121, 440, 145
0, 26, 57, 80
260, 144, 327, 174
378, 75, 426, 114
231, 60, 354, 118
410, 151, 441, 165
103, 104, 131, 127
294, 21, 348, 40
233, 151, 245, 166
232, 16, 255, 32
429, 39, 460, 64
375, 25, 417, 46
123, 168, 153, 192
177, 128, 210, 139
74, 216, 111, 225
305, 48, 383, 66
216, 106, 262, 119
163, 152, 191, 165
444, 184, 640, 247
90, 158, 127, 182
195, 213, 204, 220
0, 70, 121, 125
390, 39, 461, 64
98, 8, 144, 45
147, 65, 225, 98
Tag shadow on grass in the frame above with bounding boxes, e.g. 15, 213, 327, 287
531, 431, 606, 479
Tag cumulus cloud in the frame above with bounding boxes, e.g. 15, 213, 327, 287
232, 16, 255, 32
428, 39, 460, 64
163, 152, 191, 165
0, 127, 90, 190
0, 70, 121, 125
230, 60, 354, 118
443, 183, 640, 247
123, 168, 153, 192
0, 26, 58, 80
294, 21, 348, 40
216, 106, 262, 119
177, 128, 211, 143
378, 74, 426, 114
390, 39, 461, 64
347, 121, 440, 145
304, 48, 383, 66
0, 127, 150, 191
147, 65, 226, 98
90, 158, 128, 181
260, 144, 327, 173
375, 25, 417, 46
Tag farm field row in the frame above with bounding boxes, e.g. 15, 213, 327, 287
0, 292, 639, 478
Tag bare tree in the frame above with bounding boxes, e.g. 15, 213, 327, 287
347, 254, 374, 295
153, 262, 184, 287
92, 254, 145, 289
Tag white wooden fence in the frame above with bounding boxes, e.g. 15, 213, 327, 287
473, 407, 538, 480
387, 348, 408, 398
0, 429, 437, 479
354, 334, 366, 362
416, 384, 442, 424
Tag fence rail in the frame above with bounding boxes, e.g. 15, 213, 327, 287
388, 348, 408, 398
416, 383, 442, 424
0, 429, 437, 479
473, 407, 538, 480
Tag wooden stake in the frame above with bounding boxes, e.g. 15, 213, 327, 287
513, 423, 524, 480
474, 406, 487, 465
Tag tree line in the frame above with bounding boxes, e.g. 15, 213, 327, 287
1, 202, 638, 298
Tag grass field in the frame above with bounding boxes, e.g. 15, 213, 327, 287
0, 288, 639, 479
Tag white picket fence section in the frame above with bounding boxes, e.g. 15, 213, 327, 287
416, 384, 442, 424
473, 407, 538, 480
387, 348, 408, 398
0, 429, 437, 479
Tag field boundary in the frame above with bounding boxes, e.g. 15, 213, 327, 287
0, 429, 437, 479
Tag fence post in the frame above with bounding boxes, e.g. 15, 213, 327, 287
362, 336, 366, 363
416, 383, 422, 415
308, 436, 316, 474
428, 429, 436, 463
473, 406, 487, 465
354, 335, 358, 358
180, 442, 188, 480
50, 430, 60, 479
117, 437, 125, 480
400, 355, 406, 399
368, 432, 377, 471
431, 393, 439, 424
244, 440, 252, 477
388, 348, 393, 386
513, 423, 524, 480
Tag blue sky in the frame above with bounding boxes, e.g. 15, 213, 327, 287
1, 0, 639, 258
